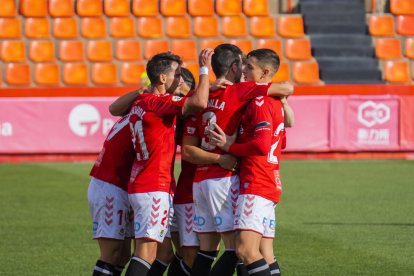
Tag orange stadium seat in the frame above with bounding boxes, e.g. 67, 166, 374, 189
63, 63, 88, 85
49, 0, 74, 17
171, 40, 197, 61
104, 0, 130, 17
293, 61, 321, 84
278, 16, 305, 38
194, 16, 218, 37
375, 38, 403, 59
92, 63, 117, 85
5, 63, 30, 85
166, 16, 191, 38
25, 18, 50, 38
396, 15, 414, 35
132, 0, 158, 16
384, 60, 410, 82
34, 63, 59, 85
256, 39, 283, 59
391, 0, 414, 15
144, 40, 169, 59
216, 0, 242, 16
222, 16, 247, 37
160, 0, 186, 16
53, 17, 77, 39
0, 0, 17, 17
110, 17, 134, 38
87, 41, 112, 62
243, 0, 269, 16
285, 38, 312, 60
137, 17, 163, 38
116, 40, 141, 61
230, 39, 253, 53
200, 39, 225, 50
59, 41, 84, 62
0, 18, 21, 38
272, 63, 290, 82
20, 0, 48, 17
183, 62, 200, 82
1, 41, 25, 62
121, 63, 146, 84
405, 37, 414, 59
76, 0, 102, 16
29, 41, 55, 62
81, 17, 106, 38
188, 0, 214, 16
369, 15, 395, 36
250, 16, 276, 37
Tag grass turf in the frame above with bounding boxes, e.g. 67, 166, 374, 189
0, 160, 413, 275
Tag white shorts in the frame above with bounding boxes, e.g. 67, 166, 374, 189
173, 203, 200, 247
129, 191, 170, 243
234, 194, 277, 238
88, 177, 134, 240
165, 195, 175, 239
193, 175, 239, 233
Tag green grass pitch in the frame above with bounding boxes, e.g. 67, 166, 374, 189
0, 160, 413, 275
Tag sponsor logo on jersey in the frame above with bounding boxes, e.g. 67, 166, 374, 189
172, 96, 183, 102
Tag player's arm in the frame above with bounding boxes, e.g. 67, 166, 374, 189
267, 81, 294, 97
281, 96, 294, 128
109, 88, 145, 116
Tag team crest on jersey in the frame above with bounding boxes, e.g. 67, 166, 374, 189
172, 96, 183, 102
186, 127, 196, 135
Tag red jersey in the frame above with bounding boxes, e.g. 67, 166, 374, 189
128, 93, 187, 194
194, 81, 271, 182
90, 114, 135, 192
229, 96, 285, 203
174, 116, 198, 204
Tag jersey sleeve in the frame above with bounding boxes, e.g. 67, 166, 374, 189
235, 81, 272, 102
149, 94, 187, 116
183, 115, 198, 137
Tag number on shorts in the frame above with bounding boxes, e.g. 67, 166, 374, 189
200, 111, 217, 150
130, 120, 149, 161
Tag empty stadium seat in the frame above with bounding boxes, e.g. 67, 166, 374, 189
5, 63, 30, 85
104, 0, 130, 17
250, 16, 276, 37
384, 60, 410, 83
272, 63, 290, 82
285, 38, 312, 60
375, 38, 403, 59
144, 40, 169, 59
243, 0, 269, 16
194, 16, 218, 37
87, 41, 112, 62
132, 0, 158, 16
188, 0, 214, 16
160, 0, 186, 16
25, 18, 50, 38
391, 0, 414, 15
183, 62, 200, 82
278, 16, 305, 38
34, 63, 59, 85
121, 63, 145, 84
29, 41, 55, 62
137, 17, 163, 38
0, 18, 21, 38
256, 39, 283, 59
53, 17, 77, 38
110, 17, 134, 38
405, 37, 414, 59
63, 63, 88, 84
166, 16, 191, 38
0, 0, 16, 17
76, 0, 102, 16
92, 63, 117, 85
59, 41, 84, 62
216, 0, 242, 16
116, 40, 141, 61
20, 0, 48, 17
1, 41, 25, 62
293, 61, 321, 84
200, 39, 225, 50
369, 15, 396, 36
396, 15, 414, 35
222, 16, 247, 37
49, 0, 74, 17
229, 39, 253, 53
171, 40, 197, 61
81, 17, 106, 38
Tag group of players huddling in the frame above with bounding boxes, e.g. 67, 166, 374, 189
88, 43, 294, 276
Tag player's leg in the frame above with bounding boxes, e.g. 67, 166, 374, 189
260, 207, 280, 276
167, 232, 184, 276
149, 237, 174, 276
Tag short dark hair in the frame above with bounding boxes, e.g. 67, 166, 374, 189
211, 44, 243, 78
181, 67, 196, 91
146, 52, 182, 85
247, 48, 280, 74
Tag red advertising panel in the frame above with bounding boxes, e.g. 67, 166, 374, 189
400, 96, 414, 150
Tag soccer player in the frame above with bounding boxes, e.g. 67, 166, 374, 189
182, 44, 293, 276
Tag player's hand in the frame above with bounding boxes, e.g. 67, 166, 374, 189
210, 79, 233, 91
199, 48, 214, 68
207, 123, 237, 152
217, 154, 239, 171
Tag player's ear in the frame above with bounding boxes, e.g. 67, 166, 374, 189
159, 73, 167, 84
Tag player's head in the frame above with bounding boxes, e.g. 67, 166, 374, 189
243, 48, 280, 83
240, 53, 248, 83
179, 67, 196, 96
146, 52, 184, 94
211, 44, 243, 83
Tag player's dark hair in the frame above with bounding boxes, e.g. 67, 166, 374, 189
181, 67, 196, 91
146, 52, 183, 85
247, 48, 280, 74
211, 44, 243, 78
